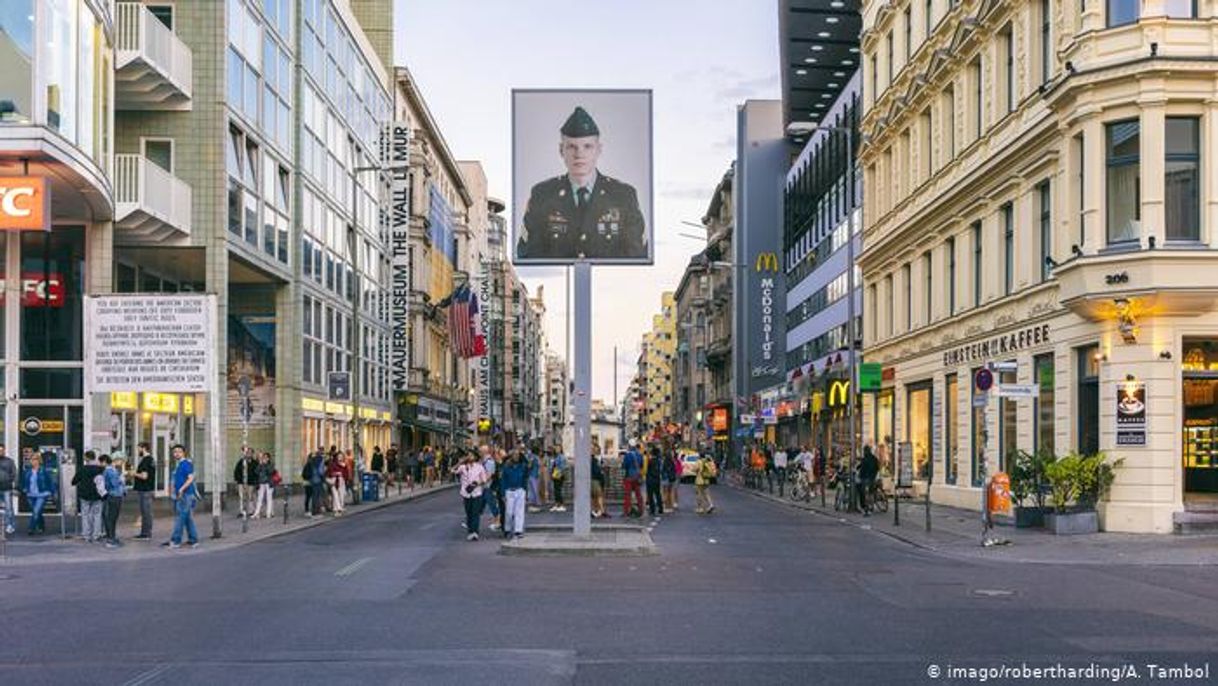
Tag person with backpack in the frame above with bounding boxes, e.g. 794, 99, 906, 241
621, 441, 645, 518
0, 445, 16, 536
72, 450, 106, 543
644, 446, 664, 516
165, 444, 199, 549
101, 455, 126, 548
695, 451, 717, 515
661, 449, 680, 512
550, 449, 568, 513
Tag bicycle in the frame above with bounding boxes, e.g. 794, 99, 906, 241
789, 469, 814, 502
831, 470, 853, 511
863, 480, 889, 514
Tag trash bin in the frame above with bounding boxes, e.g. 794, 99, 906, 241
361, 473, 380, 502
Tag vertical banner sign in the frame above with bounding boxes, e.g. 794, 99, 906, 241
1116, 381, 1147, 446
476, 259, 492, 428
387, 122, 411, 392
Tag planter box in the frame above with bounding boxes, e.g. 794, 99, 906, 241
1014, 506, 1045, 529
1045, 511, 1098, 535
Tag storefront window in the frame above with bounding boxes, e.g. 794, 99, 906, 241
907, 383, 932, 481
1182, 339, 1218, 493
21, 227, 85, 362
1077, 345, 1100, 454
998, 365, 1017, 470
875, 389, 894, 459
0, 0, 35, 123
945, 374, 958, 484
1034, 353, 1055, 454
1107, 0, 1139, 25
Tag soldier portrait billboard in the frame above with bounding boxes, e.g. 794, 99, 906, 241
512, 89, 653, 265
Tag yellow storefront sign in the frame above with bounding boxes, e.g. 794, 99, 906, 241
183, 395, 195, 416
359, 407, 379, 420
143, 392, 180, 414
302, 397, 326, 413
110, 392, 138, 410
380, 411, 392, 422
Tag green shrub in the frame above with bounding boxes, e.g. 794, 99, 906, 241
1044, 451, 1123, 513
1010, 448, 1055, 509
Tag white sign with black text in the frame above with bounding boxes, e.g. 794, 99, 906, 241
386, 122, 411, 392
85, 294, 217, 392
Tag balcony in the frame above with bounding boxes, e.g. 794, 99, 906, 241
115, 2, 193, 110
113, 154, 192, 242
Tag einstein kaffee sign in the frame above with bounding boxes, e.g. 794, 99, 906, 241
85, 294, 218, 392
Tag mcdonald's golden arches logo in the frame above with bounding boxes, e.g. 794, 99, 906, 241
754, 252, 779, 272
827, 380, 851, 408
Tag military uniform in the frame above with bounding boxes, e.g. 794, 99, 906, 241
517, 105, 647, 261
519, 173, 646, 260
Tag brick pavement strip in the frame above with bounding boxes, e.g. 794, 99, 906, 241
732, 482, 1218, 567
0, 483, 458, 568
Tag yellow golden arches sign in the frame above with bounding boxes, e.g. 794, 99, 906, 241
827, 380, 851, 408
754, 252, 779, 272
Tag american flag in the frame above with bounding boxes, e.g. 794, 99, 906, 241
446, 285, 486, 358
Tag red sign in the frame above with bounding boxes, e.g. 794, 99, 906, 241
1, 273, 66, 307
711, 408, 728, 432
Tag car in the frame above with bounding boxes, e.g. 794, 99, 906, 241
679, 450, 714, 484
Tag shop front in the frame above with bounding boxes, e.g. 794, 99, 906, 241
1181, 340, 1218, 498
108, 391, 197, 493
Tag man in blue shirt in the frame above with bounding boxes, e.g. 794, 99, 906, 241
18, 451, 56, 535
501, 449, 529, 539
525, 448, 541, 513
164, 444, 198, 549
621, 441, 645, 518
549, 450, 568, 513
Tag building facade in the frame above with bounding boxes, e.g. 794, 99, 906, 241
394, 65, 473, 452
858, 0, 1218, 532
701, 166, 736, 457
544, 351, 568, 449
673, 258, 709, 443
643, 291, 676, 432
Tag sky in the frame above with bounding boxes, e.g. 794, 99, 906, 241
397, 0, 780, 406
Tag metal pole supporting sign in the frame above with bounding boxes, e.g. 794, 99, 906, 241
572, 259, 592, 538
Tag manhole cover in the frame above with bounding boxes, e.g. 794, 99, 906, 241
971, 588, 1015, 598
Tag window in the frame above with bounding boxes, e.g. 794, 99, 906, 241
998, 363, 1017, 470
923, 251, 933, 325
903, 262, 912, 331
947, 236, 956, 314
926, 0, 934, 38
972, 221, 983, 306
0, 0, 34, 123
143, 139, 173, 173
1001, 25, 1014, 113
1164, 0, 1195, 16
887, 32, 894, 85
21, 227, 85, 363
944, 85, 956, 158
885, 274, 894, 338
1002, 203, 1014, 295
945, 373, 958, 484
1107, 0, 1139, 26
1075, 133, 1086, 246
1106, 119, 1140, 244
871, 56, 879, 101
1039, 181, 1052, 281
1034, 353, 1055, 454
921, 109, 933, 178
1165, 117, 1199, 241
971, 57, 983, 139
1040, 0, 1053, 83
904, 7, 912, 59
1077, 345, 1100, 454
148, 4, 174, 29
867, 284, 877, 342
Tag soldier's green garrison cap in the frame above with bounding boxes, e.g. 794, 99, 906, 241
560, 106, 599, 137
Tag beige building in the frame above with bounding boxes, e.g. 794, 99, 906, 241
858, 0, 1218, 532
643, 292, 677, 431
393, 66, 474, 451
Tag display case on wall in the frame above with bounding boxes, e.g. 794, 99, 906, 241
1184, 420, 1218, 492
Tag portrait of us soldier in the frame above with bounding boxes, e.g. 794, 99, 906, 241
518, 106, 647, 260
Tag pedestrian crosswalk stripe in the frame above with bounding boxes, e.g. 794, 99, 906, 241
335, 557, 374, 577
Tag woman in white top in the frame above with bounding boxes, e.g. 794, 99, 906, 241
455, 453, 488, 541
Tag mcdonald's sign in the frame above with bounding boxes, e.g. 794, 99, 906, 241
754, 252, 779, 272
827, 380, 851, 408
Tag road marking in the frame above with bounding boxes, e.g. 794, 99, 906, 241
419, 522, 437, 530
971, 588, 1016, 598
335, 557, 374, 578
707, 538, 717, 544
124, 663, 171, 686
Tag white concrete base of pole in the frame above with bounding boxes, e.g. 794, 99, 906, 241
572, 260, 592, 538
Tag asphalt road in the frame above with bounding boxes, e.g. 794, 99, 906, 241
2, 485, 1217, 686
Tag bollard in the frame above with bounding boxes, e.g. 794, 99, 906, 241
283, 483, 290, 525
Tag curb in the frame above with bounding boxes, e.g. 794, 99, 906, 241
0, 483, 457, 568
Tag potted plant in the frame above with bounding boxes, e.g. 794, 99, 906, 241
1043, 452, 1123, 535
1009, 448, 1054, 528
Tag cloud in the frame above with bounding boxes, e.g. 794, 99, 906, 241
659, 184, 713, 201
715, 73, 780, 100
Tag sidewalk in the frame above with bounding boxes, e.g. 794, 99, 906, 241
0, 482, 457, 567
734, 483, 1218, 566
